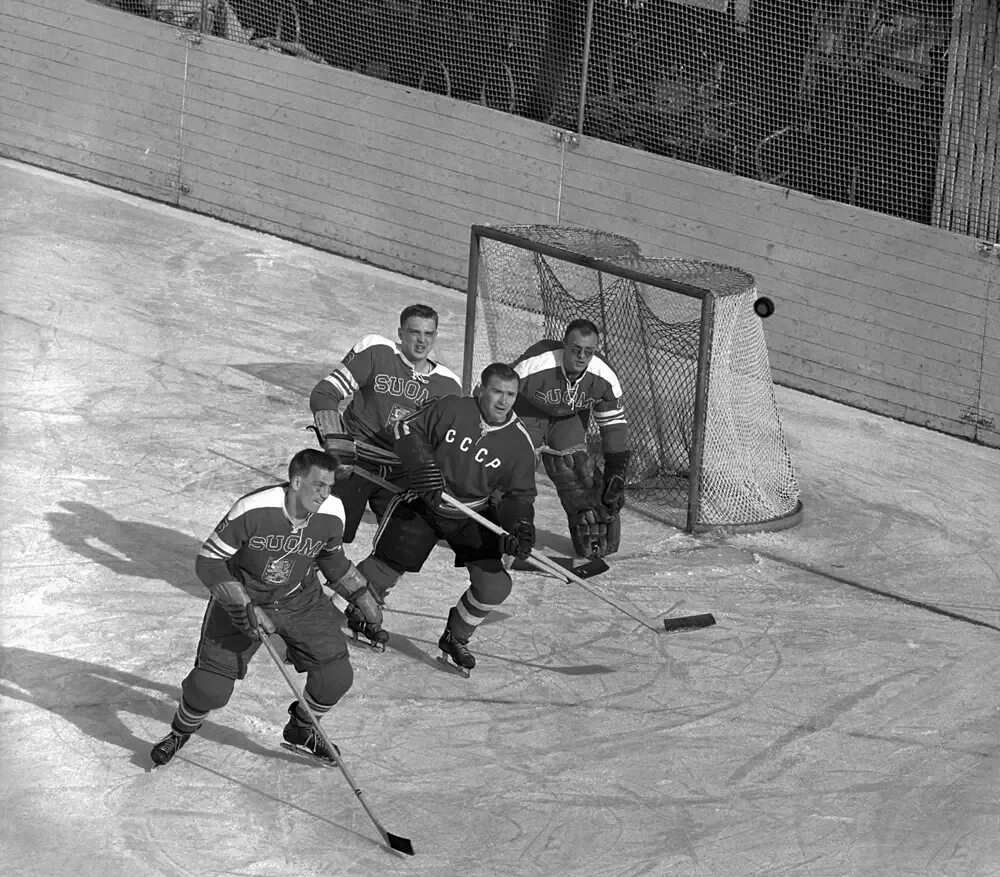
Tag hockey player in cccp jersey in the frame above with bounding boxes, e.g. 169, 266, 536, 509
345, 362, 538, 673
308, 304, 461, 646
149, 448, 383, 767
512, 318, 630, 560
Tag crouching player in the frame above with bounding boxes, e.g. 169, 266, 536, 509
349, 363, 538, 673
149, 449, 383, 766
512, 319, 630, 559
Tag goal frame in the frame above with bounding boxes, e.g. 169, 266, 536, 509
462, 224, 802, 535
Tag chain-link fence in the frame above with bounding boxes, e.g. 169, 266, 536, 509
96, 0, 998, 241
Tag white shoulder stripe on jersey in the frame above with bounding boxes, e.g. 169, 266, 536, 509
431, 362, 461, 384
327, 367, 358, 397
587, 357, 624, 397
352, 334, 395, 353
513, 349, 561, 378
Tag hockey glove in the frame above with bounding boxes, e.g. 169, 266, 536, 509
331, 564, 383, 627
208, 581, 275, 639
312, 410, 357, 466
403, 460, 446, 506
601, 451, 629, 515
503, 520, 535, 561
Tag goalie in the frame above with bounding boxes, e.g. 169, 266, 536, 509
512, 319, 629, 559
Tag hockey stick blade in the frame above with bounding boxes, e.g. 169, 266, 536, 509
386, 833, 415, 856
662, 613, 716, 632
548, 556, 610, 578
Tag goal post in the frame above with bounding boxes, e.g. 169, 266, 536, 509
462, 224, 803, 534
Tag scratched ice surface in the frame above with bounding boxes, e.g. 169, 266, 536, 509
2, 158, 999, 877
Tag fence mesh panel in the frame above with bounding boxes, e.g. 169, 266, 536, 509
96, 0, 999, 242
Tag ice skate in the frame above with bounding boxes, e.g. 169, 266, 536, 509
437, 628, 475, 677
150, 730, 191, 766
345, 603, 389, 652
281, 701, 340, 765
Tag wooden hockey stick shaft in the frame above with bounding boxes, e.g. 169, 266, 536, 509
259, 631, 415, 856
350, 466, 662, 634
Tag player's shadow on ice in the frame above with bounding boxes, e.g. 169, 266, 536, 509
0, 645, 289, 770
45, 501, 205, 599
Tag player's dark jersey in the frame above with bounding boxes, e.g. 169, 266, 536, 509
512, 339, 628, 452
195, 484, 351, 603
393, 395, 537, 524
310, 334, 461, 452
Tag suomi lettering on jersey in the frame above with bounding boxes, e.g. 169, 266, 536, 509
373, 374, 432, 404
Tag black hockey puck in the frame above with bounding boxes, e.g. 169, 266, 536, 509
754, 297, 775, 318
663, 613, 716, 632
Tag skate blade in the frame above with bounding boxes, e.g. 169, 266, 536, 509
280, 741, 339, 767
435, 654, 471, 678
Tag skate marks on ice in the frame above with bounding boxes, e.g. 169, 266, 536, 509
365, 625, 617, 678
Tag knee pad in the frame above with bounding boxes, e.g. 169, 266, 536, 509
181, 667, 236, 713
467, 559, 513, 606
305, 654, 354, 707
542, 449, 600, 516
357, 554, 403, 601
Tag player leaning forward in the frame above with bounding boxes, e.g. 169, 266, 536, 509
347, 363, 538, 672
513, 318, 630, 559
149, 449, 383, 766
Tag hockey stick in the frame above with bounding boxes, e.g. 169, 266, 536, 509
259, 632, 415, 856
345, 464, 609, 580
350, 467, 661, 634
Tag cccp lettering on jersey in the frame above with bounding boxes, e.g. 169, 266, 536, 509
374, 374, 432, 405
443, 428, 502, 469
249, 534, 325, 555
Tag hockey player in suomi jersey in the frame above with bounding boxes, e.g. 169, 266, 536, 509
309, 304, 461, 646
346, 362, 538, 673
149, 449, 384, 767
512, 318, 630, 559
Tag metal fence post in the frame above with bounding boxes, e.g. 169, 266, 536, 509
576, 0, 596, 135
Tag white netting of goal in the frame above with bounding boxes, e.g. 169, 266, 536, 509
467, 225, 802, 533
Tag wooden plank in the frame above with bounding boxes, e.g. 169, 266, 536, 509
561, 157, 987, 291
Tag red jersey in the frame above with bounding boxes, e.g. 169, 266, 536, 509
393, 395, 537, 524
512, 340, 628, 453
310, 334, 461, 453
195, 484, 351, 603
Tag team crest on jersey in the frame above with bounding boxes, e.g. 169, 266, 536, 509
385, 404, 413, 427
262, 557, 293, 585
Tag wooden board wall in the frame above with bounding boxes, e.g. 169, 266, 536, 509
1, 0, 997, 448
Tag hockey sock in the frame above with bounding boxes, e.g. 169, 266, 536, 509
172, 697, 209, 736
293, 690, 335, 726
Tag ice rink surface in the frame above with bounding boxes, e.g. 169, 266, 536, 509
2, 157, 999, 877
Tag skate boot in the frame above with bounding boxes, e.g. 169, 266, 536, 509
437, 627, 476, 675
282, 701, 340, 765
346, 603, 389, 652
150, 730, 191, 766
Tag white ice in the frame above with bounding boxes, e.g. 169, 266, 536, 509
1, 158, 999, 877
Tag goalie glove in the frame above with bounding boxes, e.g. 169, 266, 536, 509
601, 451, 629, 515
330, 564, 383, 627
312, 409, 357, 465
208, 581, 276, 639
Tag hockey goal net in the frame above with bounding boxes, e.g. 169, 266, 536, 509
462, 224, 802, 533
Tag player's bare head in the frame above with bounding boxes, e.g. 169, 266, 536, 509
398, 304, 439, 366
478, 362, 520, 425
562, 319, 600, 377
287, 449, 337, 516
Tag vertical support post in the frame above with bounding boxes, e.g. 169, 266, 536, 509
199, 0, 210, 33
686, 292, 714, 532
576, 0, 596, 135
462, 228, 482, 394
